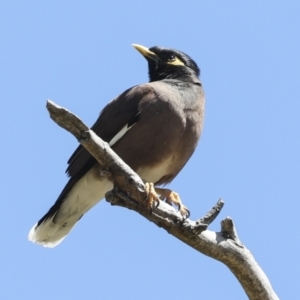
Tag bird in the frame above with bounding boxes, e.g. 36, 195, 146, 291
28, 44, 205, 248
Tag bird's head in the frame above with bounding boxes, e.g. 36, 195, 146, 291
132, 44, 200, 82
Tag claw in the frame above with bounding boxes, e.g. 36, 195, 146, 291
143, 184, 190, 218
155, 188, 190, 218
144, 182, 160, 214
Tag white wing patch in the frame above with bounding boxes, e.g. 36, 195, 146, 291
109, 123, 135, 146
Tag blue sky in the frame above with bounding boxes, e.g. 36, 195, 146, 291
1, 1, 299, 299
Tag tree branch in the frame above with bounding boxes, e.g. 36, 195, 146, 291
46, 100, 279, 300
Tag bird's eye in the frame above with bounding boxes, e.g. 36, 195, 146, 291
167, 55, 176, 62
166, 54, 185, 66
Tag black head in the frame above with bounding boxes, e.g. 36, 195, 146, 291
133, 44, 200, 82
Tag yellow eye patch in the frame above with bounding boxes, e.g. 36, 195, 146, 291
167, 56, 185, 66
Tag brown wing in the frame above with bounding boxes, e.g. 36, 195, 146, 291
66, 84, 155, 178
37, 84, 158, 226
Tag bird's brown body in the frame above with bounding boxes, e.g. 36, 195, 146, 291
28, 44, 205, 247
97, 81, 204, 185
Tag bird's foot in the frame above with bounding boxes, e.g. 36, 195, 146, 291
155, 188, 190, 218
144, 182, 160, 213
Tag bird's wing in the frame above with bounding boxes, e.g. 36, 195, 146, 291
65, 84, 154, 178
42, 82, 157, 217
29, 84, 157, 247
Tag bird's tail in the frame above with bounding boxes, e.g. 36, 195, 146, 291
28, 217, 78, 248
28, 169, 113, 248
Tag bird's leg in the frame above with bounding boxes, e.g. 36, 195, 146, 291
144, 182, 160, 212
155, 188, 190, 218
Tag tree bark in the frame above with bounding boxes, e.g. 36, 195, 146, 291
46, 100, 279, 300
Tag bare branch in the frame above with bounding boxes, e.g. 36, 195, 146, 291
46, 100, 279, 300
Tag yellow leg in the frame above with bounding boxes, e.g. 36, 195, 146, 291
155, 187, 190, 218
144, 182, 160, 212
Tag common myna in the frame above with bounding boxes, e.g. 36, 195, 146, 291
28, 44, 205, 248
